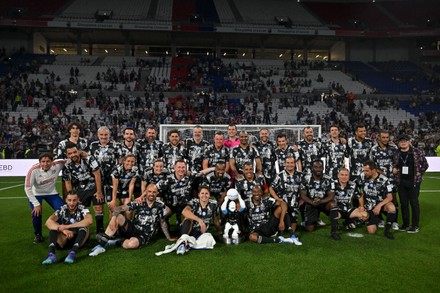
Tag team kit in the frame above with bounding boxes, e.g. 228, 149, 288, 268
24, 123, 428, 264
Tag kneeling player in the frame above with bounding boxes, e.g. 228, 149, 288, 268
359, 160, 396, 239
334, 168, 369, 238
42, 192, 93, 265
246, 186, 302, 245
91, 184, 172, 254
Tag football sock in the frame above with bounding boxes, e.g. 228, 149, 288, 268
95, 213, 104, 232
72, 228, 87, 252
180, 219, 192, 235
385, 212, 396, 232
258, 235, 277, 244
329, 208, 339, 233
49, 230, 58, 253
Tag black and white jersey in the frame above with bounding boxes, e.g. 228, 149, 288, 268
126, 200, 166, 235
201, 171, 231, 200
119, 141, 140, 159
230, 145, 260, 174
300, 174, 336, 200
185, 138, 210, 174
347, 137, 374, 178
323, 140, 348, 179
62, 157, 100, 191
245, 197, 276, 231
253, 141, 276, 181
156, 173, 195, 207
137, 139, 163, 171
186, 198, 218, 232
334, 181, 359, 212
203, 144, 230, 168
141, 168, 170, 185
369, 144, 398, 179
235, 175, 266, 200
54, 138, 89, 159
162, 143, 187, 171
274, 146, 300, 172
297, 138, 324, 174
358, 174, 393, 211
271, 170, 302, 208
54, 204, 90, 225
89, 141, 122, 178
111, 164, 139, 195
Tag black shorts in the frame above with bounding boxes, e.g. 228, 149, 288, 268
304, 203, 329, 225
56, 228, 89, 249
339, 208, 356, 220
77, 188, 103, 207
117, 190, 130, 199
366, 207, 386, 226
253, 217, 279, 237
118, 218, 152, 247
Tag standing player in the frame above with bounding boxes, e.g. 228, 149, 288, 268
185, 125, 209, 174
369, 129, 399, 230
25, 153, 67, 243
347, 124, 374, 182
358, 160, 396, 239
119, 127, 139, 159
89, 126, 122, 202
137, 127, 163, 173
63, 142, 105, 233
296, 126, 324, 175
224, 124, 240, 149
54, 122, 89, 159
252, 128, 276, 185
269, 156, 303, 234
42, 192, 93, 265
202, 131, 230, 171
274, 133, 301, 173
300, 160, 340, 240
324, 125, 348, 179
229, 131, 262, 179
162, 129, 187, 171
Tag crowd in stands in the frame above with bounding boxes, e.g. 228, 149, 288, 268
1, 52, 440, 158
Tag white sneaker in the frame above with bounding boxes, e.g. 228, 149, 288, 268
89, 245, 106, 256
290, 234, 303, 246
392, 222, 399, 231
176, 243, 186, 255
378, 220, 385, 228
317, 218, 326, 226
278, 236, 294, 244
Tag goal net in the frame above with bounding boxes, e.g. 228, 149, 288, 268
159, 124, 322, 144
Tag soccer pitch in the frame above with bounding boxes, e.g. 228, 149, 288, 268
1, 175, 439, 292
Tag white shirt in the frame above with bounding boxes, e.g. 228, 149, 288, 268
24, 159, 67, 206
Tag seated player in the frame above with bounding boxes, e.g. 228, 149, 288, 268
91, 184, 173, 255
246, 186, 302, 245
177, 186, 223, 254
42, 192, 93, 265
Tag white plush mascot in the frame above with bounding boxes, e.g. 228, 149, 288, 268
221, 188, 245, 244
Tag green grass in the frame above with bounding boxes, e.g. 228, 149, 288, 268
1, 175, 439, 292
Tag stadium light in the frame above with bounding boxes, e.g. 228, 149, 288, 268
242, 53, 246, 56
105, 49, 108, 53
63, 48, 67, 52
298, 54, 302, 57
279, 54, 283, 58
84, 49, 88, 53
223, 52, 227, 56
145, 50, 148, 54
50, 49, 54, 54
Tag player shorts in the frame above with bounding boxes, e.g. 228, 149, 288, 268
77, 188, 103, 207
117, 190, 130, 199
118, 218, 152, 247
339, 208, 356, 220
253, 216, 280, 237
304, 203, 329, 225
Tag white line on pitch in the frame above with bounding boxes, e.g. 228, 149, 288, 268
0, 184, 23, 191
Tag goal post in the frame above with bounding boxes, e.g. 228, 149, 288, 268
159, 124, 322, 144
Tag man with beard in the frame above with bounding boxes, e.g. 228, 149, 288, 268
162, 129, 187, 171
230, 131, 262, 180
300, 160, 340, 240
347, 124, 374, 182
119, 127, 139, 158
296, 126, 324, 176
274, 133, 302, 173
137, 127, 163, 173
203, 131, 230, 171
63, 142, 105, 233
42, 192, 93, 264
202, 161, 232, 203
235, 162, 266, 200
252, 128, 276, 185
324, 125, 348, 179
89, 126, 122, 202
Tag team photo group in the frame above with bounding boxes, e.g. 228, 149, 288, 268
25, 122, 429, 264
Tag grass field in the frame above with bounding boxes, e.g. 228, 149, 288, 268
1, 175, 439, 292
